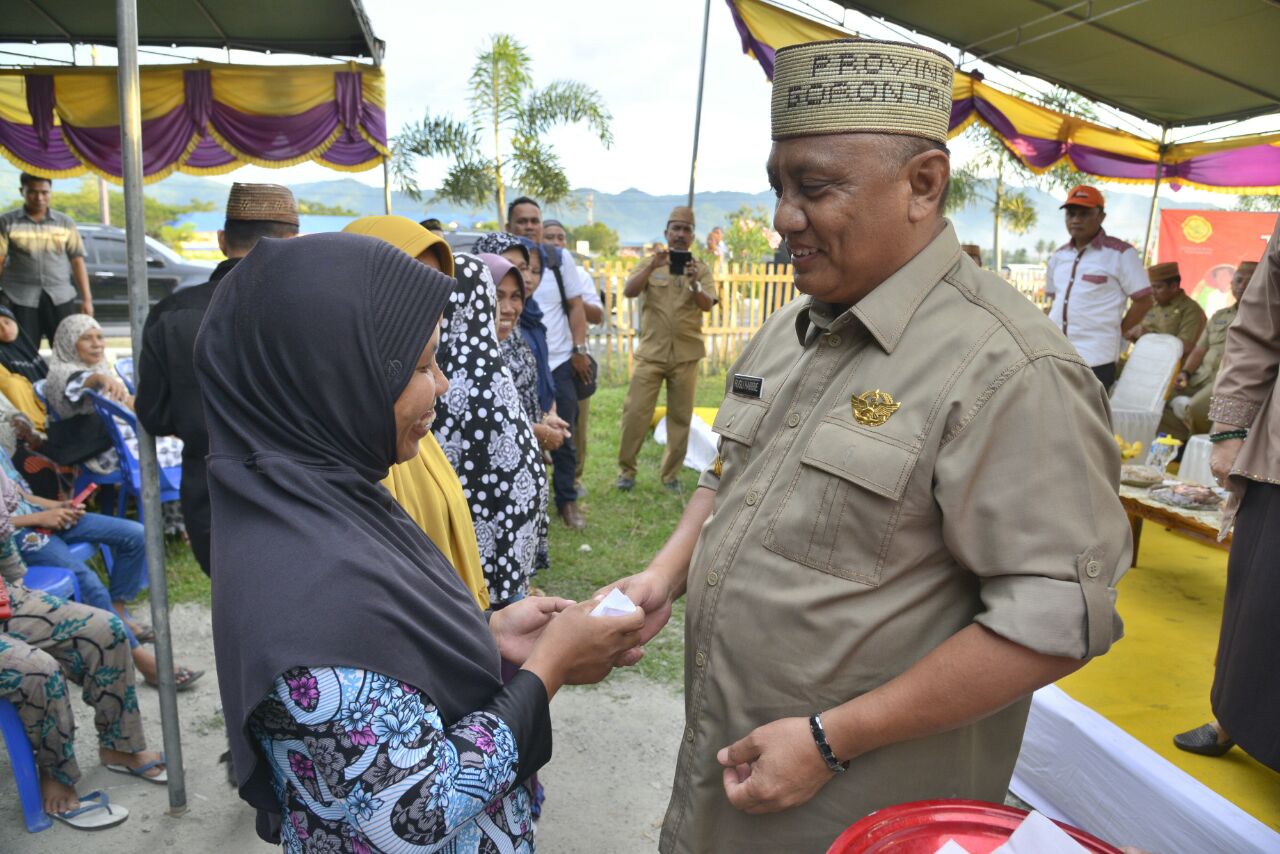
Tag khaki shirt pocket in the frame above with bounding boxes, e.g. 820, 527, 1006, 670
763, 420, 917, 587
709, 395, 766, 491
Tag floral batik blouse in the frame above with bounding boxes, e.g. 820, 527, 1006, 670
249, 666, 539, 853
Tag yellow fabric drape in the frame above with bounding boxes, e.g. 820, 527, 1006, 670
0, 366, 46, 432
382, 434, 490, 611
733, 0, 848, 58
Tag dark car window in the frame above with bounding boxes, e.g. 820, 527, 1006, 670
95, 237, 128, 266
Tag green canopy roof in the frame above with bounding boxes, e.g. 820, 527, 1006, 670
834, 0, 1280, 127
8, 0, 382, 64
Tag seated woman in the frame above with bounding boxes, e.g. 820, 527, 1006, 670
342, 214, 490, 609
0, 466, 165, 831
45, 315, 185, 533
0, 447, 202, 691
0, 307, 70, 498
196, 233, 643, 852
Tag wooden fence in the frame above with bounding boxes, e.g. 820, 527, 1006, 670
582, 259, 1050, 379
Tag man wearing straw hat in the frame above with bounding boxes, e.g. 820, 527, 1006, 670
616, 205, 717, 493
137, 183, 299, 577
603, 39, 1130, 851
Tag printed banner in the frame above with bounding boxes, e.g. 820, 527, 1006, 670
1158, 210, 1277, 315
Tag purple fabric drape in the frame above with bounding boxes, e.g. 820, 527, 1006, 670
24, 75, 55, 149
0, 66, 387, 180
727, 0, 777, 80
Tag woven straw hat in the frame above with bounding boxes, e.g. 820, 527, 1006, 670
1147, 261, 1180, 283
225, 183, 299, 226
771, 38, 954, 144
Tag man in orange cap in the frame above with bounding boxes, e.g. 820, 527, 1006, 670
1045, 185, 1152, 388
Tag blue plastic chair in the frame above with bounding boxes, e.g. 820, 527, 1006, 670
0, 697, 52, 832
85, 392, 181, 518
31, 379, 55, 424
21, 565, 82, 603
114, 357, 136, 395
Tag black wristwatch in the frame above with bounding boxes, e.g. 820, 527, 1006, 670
572, 344, 590, 356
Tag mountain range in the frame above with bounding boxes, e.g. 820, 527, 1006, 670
0, 160, 1222, 252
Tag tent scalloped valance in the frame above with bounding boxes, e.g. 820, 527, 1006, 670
0, 60, 387, 184
728, 0, 1280, 195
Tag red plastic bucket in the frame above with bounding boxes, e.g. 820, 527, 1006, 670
826, 799, 1123, 853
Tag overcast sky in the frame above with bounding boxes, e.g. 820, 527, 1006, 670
5, 0, 1278, 204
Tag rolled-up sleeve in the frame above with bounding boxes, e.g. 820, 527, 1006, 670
933, 355, 1131, 659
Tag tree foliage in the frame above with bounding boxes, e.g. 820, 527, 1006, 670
391, 34, 613, 223
1234, 194, 1280, 212
297, 198, 358, 216
568, 221, 619, 256
724, 205, 774, 263
5, 178, 214, 247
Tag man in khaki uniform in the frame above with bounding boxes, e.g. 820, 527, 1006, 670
616, 206, 717, 492
1126, 261, 1206, 357
603, 39, 1131, 852
1161, 261, 1256, 439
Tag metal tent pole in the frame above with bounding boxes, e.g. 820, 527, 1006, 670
1141, 126, 1169, 265
115, 0, 187, 814
383, 156, 393, 214
687, 0, 713, 209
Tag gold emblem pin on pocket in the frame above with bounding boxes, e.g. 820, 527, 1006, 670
851, 390, 900, 427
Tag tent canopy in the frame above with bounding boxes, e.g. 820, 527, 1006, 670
728, 0, 1280, 193
832, 0, 1280, 128
7, 0, 382, 64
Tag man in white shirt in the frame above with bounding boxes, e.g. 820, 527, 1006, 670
1045, 185, 1152, 388
543, 219, 604, 496
506, 197, 594, 529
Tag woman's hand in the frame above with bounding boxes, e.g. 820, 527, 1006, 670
1211, 438, 1244, 484
533, 422, 565, 451
543, 412, 571, 436
489, 596, 573, 666
90, 373, 131, 403
522, 598, 646, 698
596, 568, 677, 650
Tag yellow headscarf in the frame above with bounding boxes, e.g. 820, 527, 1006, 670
341, 217, 488, 609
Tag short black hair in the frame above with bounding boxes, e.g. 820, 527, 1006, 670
420, 217, 444, 231
882, 137, 950, 212
506, 196, 540, 222
19, 172, 50, 189
222, 219, 299, 252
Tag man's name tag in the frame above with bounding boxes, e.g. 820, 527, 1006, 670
732, 374, 764, 398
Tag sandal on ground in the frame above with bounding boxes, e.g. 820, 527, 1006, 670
143, 666, 205, 693
51, 790, 130, 831
105, 753, 167, 784
1173, 723, 1235, 757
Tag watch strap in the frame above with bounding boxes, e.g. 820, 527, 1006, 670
809, 713, 847, 773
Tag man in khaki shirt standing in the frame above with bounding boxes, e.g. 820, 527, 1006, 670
616, 206, 716, 492
605, 39, 1130, 852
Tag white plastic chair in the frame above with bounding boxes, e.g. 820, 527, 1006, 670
1110, 333, 1183, 452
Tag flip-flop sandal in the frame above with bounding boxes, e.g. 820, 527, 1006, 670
52, 790, 130, 831
105, 753, 168, 784
144, 666, 205, 693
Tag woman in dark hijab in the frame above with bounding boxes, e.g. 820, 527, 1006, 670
0, 305, 47, 382
195, 233, 643, 852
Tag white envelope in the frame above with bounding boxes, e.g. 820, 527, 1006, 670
590, 588, 638, 617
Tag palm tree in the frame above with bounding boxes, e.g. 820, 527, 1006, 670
391, 34, 613, 223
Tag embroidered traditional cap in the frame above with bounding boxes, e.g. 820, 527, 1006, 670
668, 206, 695, 227
771, 38, 954, 144
225, 182, 299, 226
1236, 260, 1259, 280
1060, 185, 1105, 209
1147, 261, 1181, 283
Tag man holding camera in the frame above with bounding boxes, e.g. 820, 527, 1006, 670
616, 206, 716, 492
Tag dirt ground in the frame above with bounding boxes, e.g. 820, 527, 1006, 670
2, 602, 685, 853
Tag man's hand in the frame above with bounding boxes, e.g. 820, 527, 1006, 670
650, 248, 670, 270
80, 297, 94, 317
718, 717, 834, 814
1123, 325, 1146, 342
596, 568, 676, 649
489, 595, 574, 666
1211, 437, 1244, 484
570, 351, 593, 385
1174, 370, 1190, 391
34, 506, 81, 531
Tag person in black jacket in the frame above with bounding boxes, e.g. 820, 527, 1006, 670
135, 183, 299, 576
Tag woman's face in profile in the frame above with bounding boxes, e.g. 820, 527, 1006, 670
392, 323, 448, 463
75, 328, 106, 365
0, 317, 18, 344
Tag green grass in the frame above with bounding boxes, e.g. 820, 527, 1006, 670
129, 373, 727, 685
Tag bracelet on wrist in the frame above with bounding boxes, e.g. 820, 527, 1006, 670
809, 713, 848, 773
1209, 429, 1248, 444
